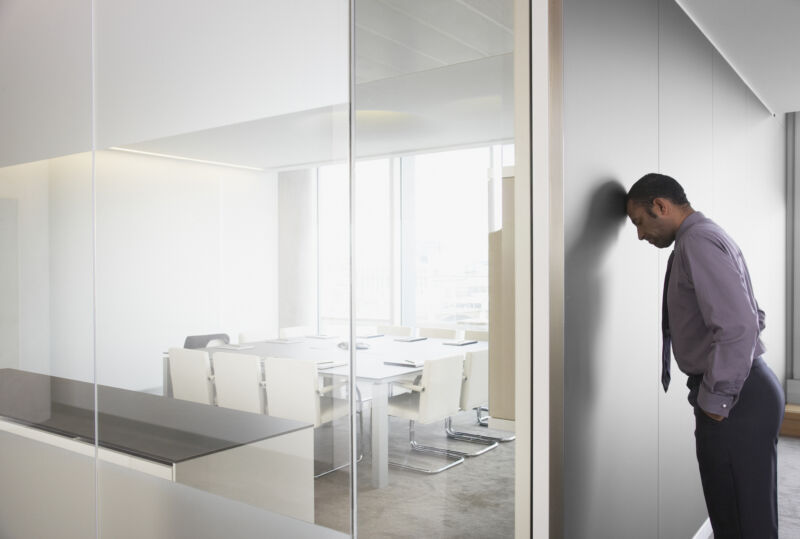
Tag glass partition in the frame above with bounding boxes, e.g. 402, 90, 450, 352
93, 0, 351, 536
352, 0, 516, 536
0, 1, 95, 536
0, 1, 520, 536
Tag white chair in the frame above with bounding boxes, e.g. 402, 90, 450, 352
418, 327, 459, 339
264, 356, 362, 478
212, 352, 265, 414
183, 333, 230, 349
168, 348, 214, 405
377, 325, 413, 337
463, 329, 489, 342
238, 330, 277, 344
446, 349, 514, 443
387, 354, 467, 473
279, 326, 311, 339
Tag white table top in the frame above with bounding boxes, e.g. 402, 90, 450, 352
209, 336, 488, 382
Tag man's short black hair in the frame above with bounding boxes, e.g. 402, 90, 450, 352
626, 173, 690, 209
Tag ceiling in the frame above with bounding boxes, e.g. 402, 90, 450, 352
355, 0, 513, 84
676, 0, 800, 115
118, 0, 514, 171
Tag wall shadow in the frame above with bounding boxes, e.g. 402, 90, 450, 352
563, 179, 628, 536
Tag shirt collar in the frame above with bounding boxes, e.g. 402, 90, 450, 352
675, 211, 704, 244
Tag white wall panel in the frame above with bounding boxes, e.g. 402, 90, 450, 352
563, 0, 659, 536
277, 170, 318, 332
219, 172, 279, 343
48, 154, 94, 383
0, 200, 19, 370
0, 161, 52, 375
93, 151, 278, 390
563, 0, 786, 537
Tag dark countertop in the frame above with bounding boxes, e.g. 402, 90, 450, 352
0, 368, 310, 465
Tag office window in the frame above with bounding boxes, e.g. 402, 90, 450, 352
405, 147, 491, 326
318, 159, 392, 328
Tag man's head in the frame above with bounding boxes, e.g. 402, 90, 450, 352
625, 173, 693, 248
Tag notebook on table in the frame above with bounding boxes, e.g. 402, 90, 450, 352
442, 340, 478, 346
383, 358, 425, 368
393, 336, 427, 343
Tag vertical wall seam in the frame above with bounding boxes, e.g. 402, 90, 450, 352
89, 0, 99, 537
348, 0, 358, 535
656, 2, 661, 537
711, 50, 715, 211
786, 114, 794, 383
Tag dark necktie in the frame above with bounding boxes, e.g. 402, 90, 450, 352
662, 251, 675, 392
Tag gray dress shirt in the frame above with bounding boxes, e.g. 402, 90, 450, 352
668, 211, 765, 418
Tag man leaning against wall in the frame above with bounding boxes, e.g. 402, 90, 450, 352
625, 173, 784, 539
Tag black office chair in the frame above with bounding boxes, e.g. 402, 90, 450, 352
183, 333, 230, 349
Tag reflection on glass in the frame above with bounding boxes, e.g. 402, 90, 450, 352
0, 153, 95, 537
354, 0, 515, 536
93, 1, 352, 537
2, 0, 516, 535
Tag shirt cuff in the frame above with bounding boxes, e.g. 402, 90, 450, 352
697, 386, 735, 418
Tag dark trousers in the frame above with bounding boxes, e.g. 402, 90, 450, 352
692, 357, 784, 539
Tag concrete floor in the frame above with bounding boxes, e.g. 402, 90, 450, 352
308, 417, 800, 538
313, 408, 516, 538
778, 436, 800, 537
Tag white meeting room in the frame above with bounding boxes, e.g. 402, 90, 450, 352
0, 1, 518, 537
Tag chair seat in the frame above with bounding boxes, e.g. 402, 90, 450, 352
319, 396, 349, 426
387, 391, 422, 421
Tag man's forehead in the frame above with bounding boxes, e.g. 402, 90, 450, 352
625, 199, 640, 217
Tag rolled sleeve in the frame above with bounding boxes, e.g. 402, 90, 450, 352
682, 233, 759, 418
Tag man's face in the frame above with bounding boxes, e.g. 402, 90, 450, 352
626, 199, 676, 249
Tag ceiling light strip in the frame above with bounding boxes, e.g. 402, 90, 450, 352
108, 147, 265, 171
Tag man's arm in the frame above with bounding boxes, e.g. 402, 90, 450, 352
682, 233, 760, 419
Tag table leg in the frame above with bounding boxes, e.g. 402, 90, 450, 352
371, 381, 389, 488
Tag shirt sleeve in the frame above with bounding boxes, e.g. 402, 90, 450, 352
681, 232, 760, 418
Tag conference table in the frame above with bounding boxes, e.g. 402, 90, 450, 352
169, 335, 488, 488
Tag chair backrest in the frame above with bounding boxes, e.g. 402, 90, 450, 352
264, 357, 321, 427
417, 354, 464, 424
168, 348, 214, 405
279, 326, 311, 339
238, 330, 277, 344
377, 325, 413, 337
183, 333, 230, 349
212, 352, 264, 414
463, 329, 489, 342
460, 349, 489, 411
418, 327, 459, 339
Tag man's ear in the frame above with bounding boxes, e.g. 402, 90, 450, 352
652, 197, 670, 216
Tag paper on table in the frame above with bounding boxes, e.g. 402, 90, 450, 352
383, 358, 425, 368
393, 336, 427, 343
317, 361, 348, 370
442, 340, 478, 346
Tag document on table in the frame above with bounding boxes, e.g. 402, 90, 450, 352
383, 358, 425, 368
442, 340, 478, 346
317, 361, 348, 370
